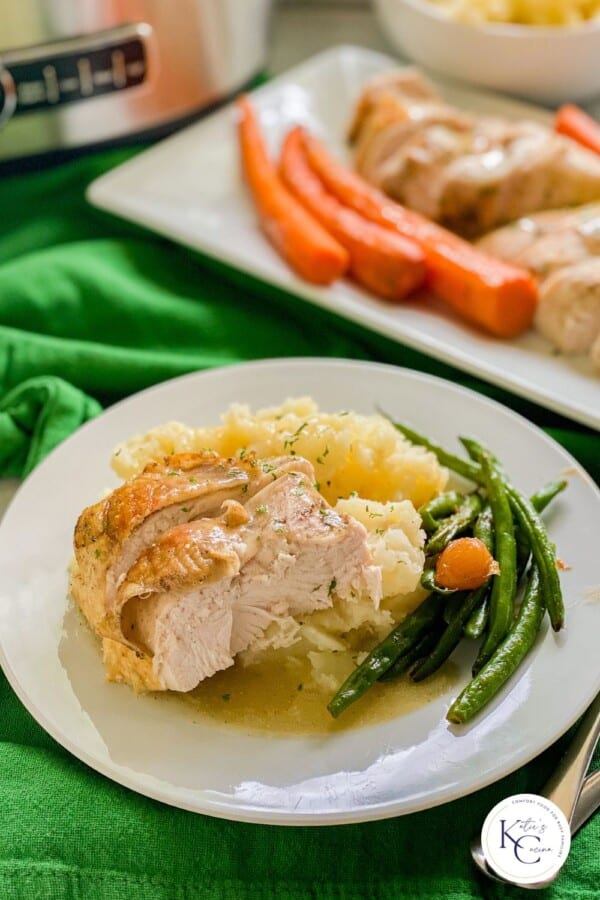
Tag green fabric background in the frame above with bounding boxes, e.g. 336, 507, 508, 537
0, 146, 598, 900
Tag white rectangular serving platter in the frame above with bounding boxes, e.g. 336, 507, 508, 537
87, 45, 600, 430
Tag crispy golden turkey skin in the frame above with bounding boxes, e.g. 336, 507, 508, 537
71, 453, 381, 693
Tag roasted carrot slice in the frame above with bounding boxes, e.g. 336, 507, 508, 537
555, 104, 600, 156
279, 128, 425, 302
236, 96, 348, 286
301, 131, 538, 338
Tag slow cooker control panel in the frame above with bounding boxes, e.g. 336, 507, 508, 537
0, 23, 149, 119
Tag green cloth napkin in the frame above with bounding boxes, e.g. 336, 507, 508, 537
0, 147, 598, 900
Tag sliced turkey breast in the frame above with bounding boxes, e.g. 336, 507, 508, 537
349, 70, 600, 237
477, 205, 600, 364
113, 470, 380, 692
71, 451, 313, 642
535, 259, 600, 356
478, 203, 600, 279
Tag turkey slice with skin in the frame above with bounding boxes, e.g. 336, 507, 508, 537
350, 70, 600, 237
114, 470, 381, 692
71, 451, 313, 642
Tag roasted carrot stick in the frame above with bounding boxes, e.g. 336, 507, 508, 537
555, 104, 600, 156
301, 131, 538, 338
236, 96, 349, 285
279, 128, 425, 301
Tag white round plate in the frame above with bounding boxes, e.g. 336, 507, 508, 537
0, 359, 598, 825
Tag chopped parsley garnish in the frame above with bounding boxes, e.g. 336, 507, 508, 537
316, 446, 330, 464
167, 470, 179, 477
297, 684, 303, 692
256, 504, 268, 514
180, 507, 191, 513
241, 484, 249, 494
283, 421, 308, 449
239, 448, 247, 460
94, 548, 101, 559
222, 693, 231, 702
188, 477, 198, 484
328, 578, 337, 597
314, 481, 321, 492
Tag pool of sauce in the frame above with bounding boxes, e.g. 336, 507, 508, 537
166, 656, 459, 735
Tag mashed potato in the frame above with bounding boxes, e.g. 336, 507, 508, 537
111, 398, 447, 692
112, 397, 447, 509
239, 495, 429, 690
428, 0, 600, 25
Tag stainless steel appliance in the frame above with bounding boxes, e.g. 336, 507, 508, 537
0, 0, 273, 162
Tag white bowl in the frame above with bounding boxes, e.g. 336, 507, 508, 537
373, 0, 600, 106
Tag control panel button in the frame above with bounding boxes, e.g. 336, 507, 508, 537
4, 35, 147, 116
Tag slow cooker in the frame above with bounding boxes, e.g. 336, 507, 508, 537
0, 0, 273, 162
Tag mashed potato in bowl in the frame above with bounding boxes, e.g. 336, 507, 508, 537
427, 0, 600, 25
107, 398, 448, 697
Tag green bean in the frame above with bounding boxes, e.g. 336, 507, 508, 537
508, 486, 564, 632
447, 566, 545, 724
390, 424, 566, 519
443, 591, 467, 624
515, 525, 532, 579
420, 566, 459, 595
531, 480, 568, 513
393, 419, 567, 527
464, 592, 489, 640
378, 626, 446, 682
516, 480, 568, 579
412, 584, 488, 682
425, 493, 482, 556
436, 503, 494, 624
474, 504, 494, 551
418, 491, 464, 533
460, 503, 493, 641
391, 422, 482, 483
327, 594, 443, 717
462, 440, 517, 673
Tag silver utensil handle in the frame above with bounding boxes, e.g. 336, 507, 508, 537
571, 769, 600, 835
542, 691, 600, 824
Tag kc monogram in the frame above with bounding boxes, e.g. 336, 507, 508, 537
481, 794, 570, 885
499, 818, 549, 865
